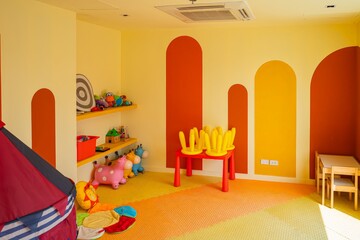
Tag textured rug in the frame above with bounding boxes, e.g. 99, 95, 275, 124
77, 172, 360, 240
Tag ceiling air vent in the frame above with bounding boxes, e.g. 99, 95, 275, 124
155, 1, 255, 23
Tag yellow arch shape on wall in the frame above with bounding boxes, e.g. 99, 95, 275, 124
255, 60, 296, 177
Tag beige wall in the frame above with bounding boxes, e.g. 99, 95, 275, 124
121, 24, 359, 183
76, 20, 124, 181
0, 0, 77, 180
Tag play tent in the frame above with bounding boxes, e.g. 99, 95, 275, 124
0, 120, 77, 239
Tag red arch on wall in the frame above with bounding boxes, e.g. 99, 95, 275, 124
166, 36, 203, 169
32, 88, 56, 167
310, 46, 358, 179
228, 84, 248, 173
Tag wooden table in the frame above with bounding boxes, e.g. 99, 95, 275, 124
174, 149, 235, 192
319, 154, 360, 205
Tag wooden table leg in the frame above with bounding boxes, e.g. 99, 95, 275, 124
174, 155, 180, 187
321, 170, 325, 205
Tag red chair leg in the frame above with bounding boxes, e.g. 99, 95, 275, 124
174, 155, 180, 187
229, 151, 235, 180
186, 157, 192, 176
222, 157, 229, 192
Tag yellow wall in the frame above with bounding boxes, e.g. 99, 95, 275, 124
1, 0, 359, 184
121, 24, 358, 183
0, 0, 77, 180
255, 61, 296, 177
76, 20, 124, 181
76, 20, 122, 95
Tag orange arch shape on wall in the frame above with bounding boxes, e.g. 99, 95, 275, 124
309, 47, 358, 179
228, 84, 248, 173
32, 88, 56, 167
255, 60, 296, 177
166, 36, 203, 169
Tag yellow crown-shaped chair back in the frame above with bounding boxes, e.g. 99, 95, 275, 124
204, 131, 227, 157
179, 127, 204, 155
204, 127, 236, 156
226, 127, 236, 150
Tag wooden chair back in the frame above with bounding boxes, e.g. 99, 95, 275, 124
329, 166, 358, 210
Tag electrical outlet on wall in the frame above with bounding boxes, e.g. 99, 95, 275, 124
261, 159, 269, 165
269, 160, 279, 166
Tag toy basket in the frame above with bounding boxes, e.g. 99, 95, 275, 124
77, 135, 99, 161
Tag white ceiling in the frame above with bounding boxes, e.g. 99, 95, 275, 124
36, 0, 360, 30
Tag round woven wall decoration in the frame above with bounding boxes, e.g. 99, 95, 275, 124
76, 74, 95, 112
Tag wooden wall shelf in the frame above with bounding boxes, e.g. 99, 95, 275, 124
77, 138, 137, 167
77, 104, 137, 121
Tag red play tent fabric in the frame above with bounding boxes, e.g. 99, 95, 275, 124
0, 120, 77, 239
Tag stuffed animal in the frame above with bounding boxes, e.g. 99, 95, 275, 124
120, 95, 132, 106
126, 150, 142, 176
111, 152, 134, 179
76, 181, 99, 210
92, 155, 127, 189
133, 144, 149, 175
114, 95, 123, 107
105, 92, 116, 107
95, 97, 108, 108
135, 144, 149, 159
123, 159, 135, 178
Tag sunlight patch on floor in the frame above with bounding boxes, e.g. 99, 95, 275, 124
319, 204, 360, 240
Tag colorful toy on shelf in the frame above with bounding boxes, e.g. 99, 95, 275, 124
120, 95, 132, 106
119, 126, 130, 141
179, 127, 204, 155
76, 181, 99, 210
114, 95, 123, 106
95, 95, 109, 108
105, 92, 116, 107
92, 155, 127, 189
106, 128, 120, 144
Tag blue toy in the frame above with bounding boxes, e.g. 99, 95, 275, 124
133, 144, 148, 175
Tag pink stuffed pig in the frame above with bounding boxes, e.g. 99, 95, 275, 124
92, 155, 127, 189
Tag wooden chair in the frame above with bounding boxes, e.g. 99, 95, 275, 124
315, 151, 325, 193
326, 166, 358, 210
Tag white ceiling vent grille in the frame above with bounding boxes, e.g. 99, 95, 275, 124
156, 1, 255, 23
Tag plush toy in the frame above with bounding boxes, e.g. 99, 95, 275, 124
134, 144, 148, 175
114, 95, 123, 107
95, 96, 108, 108
76, 181, 99, 210
92, 155, 127, 189
128, 145, 148, 176
105, 92, 116, 107
135, 144, 149, 159
126, 150, 142, 176
123, 159, 135, 178
113, 152, 134, 178
120, 95, 132, 106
